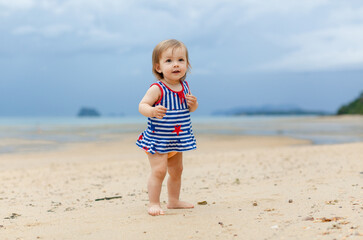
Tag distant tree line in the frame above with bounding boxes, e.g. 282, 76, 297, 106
337, 91, 363, 115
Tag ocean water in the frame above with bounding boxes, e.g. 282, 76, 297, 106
0, 115, 362, 154
193, 115, 363, 144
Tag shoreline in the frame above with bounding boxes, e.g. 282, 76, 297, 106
0, 115, 362, 153
0, 132, 313, 156
1, 131, 362, 156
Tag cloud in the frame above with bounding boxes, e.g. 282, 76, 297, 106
0, 0, 34, 9
12, 25, 36, 35
2, 0, 363, 72
3, 0, 329, 38
235, 0, 329, 23
257, 3, 363, 72
13, 24, 72, 37
0, 0, 34, 16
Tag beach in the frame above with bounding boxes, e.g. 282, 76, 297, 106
0, 116, 363, 239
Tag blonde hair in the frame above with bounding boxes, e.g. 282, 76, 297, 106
152, 39, 191, 81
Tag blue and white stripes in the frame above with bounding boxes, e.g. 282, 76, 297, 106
158, 81, 189, 110
136, 80, 197, 154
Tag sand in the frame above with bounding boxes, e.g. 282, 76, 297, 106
0, 132, 362, 239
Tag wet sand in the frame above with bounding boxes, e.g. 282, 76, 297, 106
0, 132, 362, 239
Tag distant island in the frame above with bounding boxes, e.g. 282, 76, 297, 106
337, 91, 363, 115
77, 107, 101, 117
213, 105, 330, 116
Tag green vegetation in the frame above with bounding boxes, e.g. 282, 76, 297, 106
337, 91, 363, 115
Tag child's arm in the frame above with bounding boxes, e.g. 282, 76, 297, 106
139, 85, 167, 119
186, 93, 198, 112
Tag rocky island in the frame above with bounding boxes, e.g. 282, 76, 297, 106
77, 107, 101, 117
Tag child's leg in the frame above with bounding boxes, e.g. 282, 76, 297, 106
147, 152, 168, 216
166, 152, 194, 209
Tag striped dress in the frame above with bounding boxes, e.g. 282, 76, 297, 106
136, 80, 197, 154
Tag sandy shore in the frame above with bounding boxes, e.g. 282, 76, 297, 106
0, 133, 362, 239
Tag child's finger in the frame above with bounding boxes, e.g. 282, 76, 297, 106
155, 106, 166, 115
156, 112, 165, 118
187, 97, 195, 103
158, 108, 167, 114
156, 105, 167, 111
157, 108, 166, 114
186, 95, 196, 101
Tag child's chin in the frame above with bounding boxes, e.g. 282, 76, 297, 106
167, 76, 181, 80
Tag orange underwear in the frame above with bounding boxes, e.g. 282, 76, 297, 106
145, 151, 178, 159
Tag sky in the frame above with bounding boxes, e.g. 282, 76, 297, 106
0, 0, 363, 116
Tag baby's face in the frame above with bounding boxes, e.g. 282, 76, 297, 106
156, 47, 187, 83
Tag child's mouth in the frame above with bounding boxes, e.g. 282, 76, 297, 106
172, 70, 180, 73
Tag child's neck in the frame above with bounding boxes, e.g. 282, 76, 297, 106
161, 78, 183, 91
162, 78, 180, 86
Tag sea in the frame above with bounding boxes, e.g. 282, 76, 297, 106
0, 115, 362, 154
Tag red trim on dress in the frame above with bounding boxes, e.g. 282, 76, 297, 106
177, 91, 186, 104
150, 83, 163, 105
159, 80, 184, 93
159, 81, 186, 103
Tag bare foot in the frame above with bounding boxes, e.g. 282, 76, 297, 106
148, 204, 165, 216
167, 200, 194, 209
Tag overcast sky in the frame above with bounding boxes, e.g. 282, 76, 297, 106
1, 0, 363, 116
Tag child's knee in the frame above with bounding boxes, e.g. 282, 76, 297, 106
168, 165, 183, 178
152, 167, 167, 179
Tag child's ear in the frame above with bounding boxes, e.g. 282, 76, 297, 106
155, 64, 161, 73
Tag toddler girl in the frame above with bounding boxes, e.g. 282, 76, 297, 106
136, 39, 198, 216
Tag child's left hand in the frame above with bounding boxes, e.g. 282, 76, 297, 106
186, 93, 198, 111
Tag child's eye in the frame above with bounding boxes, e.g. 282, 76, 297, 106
179, 59, 184, 62
166, 59, 171, 63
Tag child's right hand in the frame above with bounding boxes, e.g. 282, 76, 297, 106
152, 105, 167, 119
